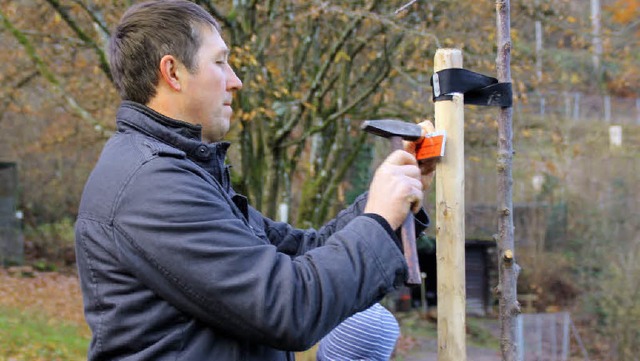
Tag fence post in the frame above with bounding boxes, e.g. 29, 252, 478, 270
604, 95, 611, 123
516, 315, 524, 361
636, 98, 639, 125
535, 12, 543, 82
434, 48, 466, 361
536, 314, 543, 358
573, 92, 581, 121
561, 312, 570, 361
591, 0, 602, 73
564, 92, 571, 120
551, 313, 557, 361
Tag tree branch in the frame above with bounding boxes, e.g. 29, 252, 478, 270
308, 1, 440, 48
195, 0, 232, 29
273, 2, 375, 146
72, 0, 109, 37
1, 8, 109, 138
0, 71, 39, 123
72, 0, 110, 55
313, 132, 367, 224
282, 32, 394, 149
44, 0, 112, 82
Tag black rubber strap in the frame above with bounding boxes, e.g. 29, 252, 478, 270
430, 68, 513, 108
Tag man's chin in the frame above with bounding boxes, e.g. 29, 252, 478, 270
202, 121, 230, 143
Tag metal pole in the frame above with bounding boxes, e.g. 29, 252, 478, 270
516, 315, 524, 361
561, 312, 570, 361
573, 92, 581, 121
551, 313, 557, 361
421, 272, 428, 315
536, 314, 542, 358
591, 0, 602, 74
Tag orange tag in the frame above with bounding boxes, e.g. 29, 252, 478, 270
415, 130, 446, 161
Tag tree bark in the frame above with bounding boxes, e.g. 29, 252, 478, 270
495, 1, 520, 360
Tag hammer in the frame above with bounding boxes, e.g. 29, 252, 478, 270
361, 119, 423, 286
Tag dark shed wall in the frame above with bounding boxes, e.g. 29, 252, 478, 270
0, 162, 23, 266
465, 243, 490, 316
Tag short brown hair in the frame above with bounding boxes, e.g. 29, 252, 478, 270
109, 0, 220, 104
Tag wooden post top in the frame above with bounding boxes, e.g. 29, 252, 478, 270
434, 49, 463, 71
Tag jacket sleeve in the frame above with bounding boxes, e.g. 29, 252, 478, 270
257, 193, 430, 256
112, 158, 408, 351
254, 194, 367, 255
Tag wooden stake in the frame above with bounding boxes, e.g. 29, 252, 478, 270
434, 48, 466, 361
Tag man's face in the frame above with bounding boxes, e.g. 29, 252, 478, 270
180, 27, 242, 142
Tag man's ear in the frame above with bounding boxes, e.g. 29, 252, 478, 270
159, 55, 182, 92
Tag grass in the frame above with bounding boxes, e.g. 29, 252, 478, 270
467, 316, 500, 350
0, 306, 89, 361
396, 311, 501, 357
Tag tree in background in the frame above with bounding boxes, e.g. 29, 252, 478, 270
1, 1, 639, 356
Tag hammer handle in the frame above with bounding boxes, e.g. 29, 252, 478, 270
390, 137, 422, 286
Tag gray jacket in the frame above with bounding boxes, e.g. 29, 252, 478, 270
75, 101, 428, 360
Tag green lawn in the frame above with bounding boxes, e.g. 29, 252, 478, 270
0, 306, 89, 361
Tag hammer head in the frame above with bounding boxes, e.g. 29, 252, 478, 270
361, 119, 422, 141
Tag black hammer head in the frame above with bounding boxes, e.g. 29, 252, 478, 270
361, 119, 422, 141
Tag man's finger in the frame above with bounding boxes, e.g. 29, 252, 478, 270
408, 190, 423, 213
384, 149, 418, 166
417, 120, 435, 136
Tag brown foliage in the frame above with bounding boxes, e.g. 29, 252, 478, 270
1, 0, 637, 226
0, 268, 88, 331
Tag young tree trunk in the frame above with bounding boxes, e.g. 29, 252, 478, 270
495, 1, 520, 360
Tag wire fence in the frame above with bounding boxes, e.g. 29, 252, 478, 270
517, 312, 590, 361
515, 92, 640, 125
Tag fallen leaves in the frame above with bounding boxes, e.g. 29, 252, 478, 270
0, 269, 87, 331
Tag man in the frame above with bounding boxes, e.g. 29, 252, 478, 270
75, 1, 434, 360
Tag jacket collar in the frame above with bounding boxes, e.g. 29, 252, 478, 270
115, 101, 231, 188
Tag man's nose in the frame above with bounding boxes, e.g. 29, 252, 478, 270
228, 67, 243, 91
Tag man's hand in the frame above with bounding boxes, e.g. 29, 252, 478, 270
364, 150, 423, 230
404, 120, 437, 190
